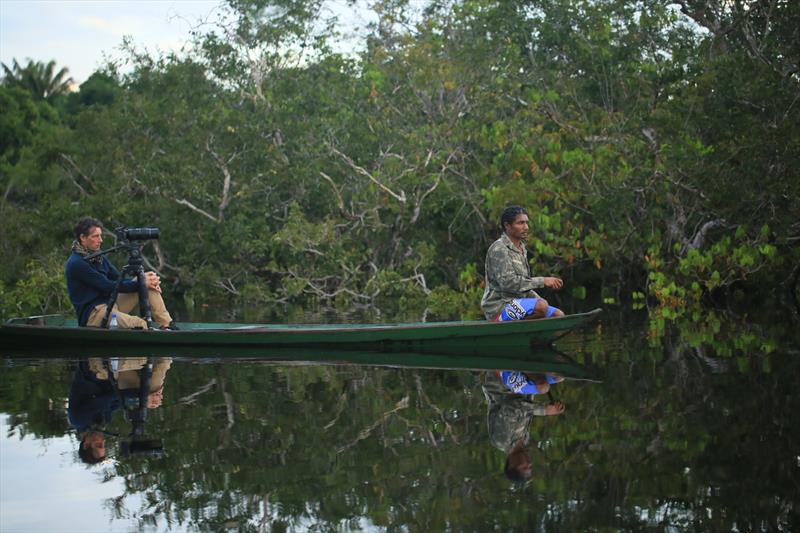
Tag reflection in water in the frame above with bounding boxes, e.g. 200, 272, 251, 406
68, 357, 171, 464
2, 310, 799, 531
482, 371, 567, 481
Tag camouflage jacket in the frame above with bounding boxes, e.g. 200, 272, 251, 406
480, 233, 546, 320
482, 372, 548, 453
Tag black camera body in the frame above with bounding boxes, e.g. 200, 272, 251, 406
115, 226, 160, 242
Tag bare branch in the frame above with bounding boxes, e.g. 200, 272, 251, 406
59, 153, 97, 197
150, 241, 181, 274
415, 375, 459, 445
336, 396, 409, 454
689, 219, 727, 250
323, 391, 349, 430
331, 146, 407, 203
174, 198, 219, 223
410, 173, 441, 224
319, 172, 356, 220
206, 136, 235, 222
175, 379, 217, 406
215, 277, 240, 295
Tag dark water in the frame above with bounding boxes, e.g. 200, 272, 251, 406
2, 308, 799, 532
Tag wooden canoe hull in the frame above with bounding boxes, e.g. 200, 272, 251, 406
1, 308, 601, 353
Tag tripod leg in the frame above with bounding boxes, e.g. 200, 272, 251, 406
101, 278, 124, 328
136, 267, 155, 328
134, 358, 153, 437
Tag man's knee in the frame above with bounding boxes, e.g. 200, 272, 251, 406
535, 299, 549, 314
116, 313, 148, 329
552, 308, 565, 317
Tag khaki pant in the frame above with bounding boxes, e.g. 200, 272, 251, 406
88, 357, 172, 391
87, 357, 172, 408
87, 289, 173, 329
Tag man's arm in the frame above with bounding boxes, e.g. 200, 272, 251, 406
67, 257, 138, 294
532, 401, 566, 416
487, 245, 546, 293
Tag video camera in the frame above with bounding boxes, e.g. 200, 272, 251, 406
114, 226, 160, 243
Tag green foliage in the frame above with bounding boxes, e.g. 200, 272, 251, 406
1, 59, 73, 102
63, 71, 119, 114
426, 263, 483, 320
0, 256, 70, 318
1, 0, 798, 320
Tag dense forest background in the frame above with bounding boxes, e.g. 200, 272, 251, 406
1, 0, 798, 322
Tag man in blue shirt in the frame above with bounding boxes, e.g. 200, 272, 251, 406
65, 217, 175, 329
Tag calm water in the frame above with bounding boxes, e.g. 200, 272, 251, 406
1, 308, 799, 532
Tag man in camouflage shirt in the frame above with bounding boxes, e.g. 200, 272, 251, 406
481, 205, 565, 321
482, 371, 565, 481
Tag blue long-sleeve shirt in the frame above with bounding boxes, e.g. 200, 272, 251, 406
67, 361, 120, 432
65, 252, 139, 326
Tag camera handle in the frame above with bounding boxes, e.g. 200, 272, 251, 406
98, 244, 155, 329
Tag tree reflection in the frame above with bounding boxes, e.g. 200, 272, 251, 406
0, 314, 798, 530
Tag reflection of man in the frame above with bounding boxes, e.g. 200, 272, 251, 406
482, 371, 565, 481
68, 358, 172, 464
65, 217, 176, 329
68, 361, 119, 464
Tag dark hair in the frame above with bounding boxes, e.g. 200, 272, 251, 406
78, 435, 105, 465
500, 205, 527, 230
504, 456, 533, 482
74, 217, 103, 241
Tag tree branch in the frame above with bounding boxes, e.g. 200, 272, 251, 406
331, 146, 407, 203
336, 396, 409, 454
206, 136, 235, 222
689, 219, 727, 250
319, 171, 356, 220
174, 198, 219, 223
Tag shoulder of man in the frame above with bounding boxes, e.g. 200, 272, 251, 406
65, 252, 84, 269
487, 236, 509, 253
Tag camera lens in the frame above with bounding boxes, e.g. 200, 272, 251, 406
125, 228, 160, 240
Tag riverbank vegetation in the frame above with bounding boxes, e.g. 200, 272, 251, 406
1, 0, 798, 322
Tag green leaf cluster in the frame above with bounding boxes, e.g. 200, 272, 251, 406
2, 0, 798, 320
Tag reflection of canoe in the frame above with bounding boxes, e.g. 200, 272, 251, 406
1, 347, 599, 381
251, 349, 599, 381
1, 308, 601, 353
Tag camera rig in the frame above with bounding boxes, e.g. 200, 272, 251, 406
103, 357, 164, 457
84, 226, 161, 329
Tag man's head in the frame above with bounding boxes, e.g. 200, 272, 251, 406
501, 205, 529, 243
74, 217, 104, 252
505, 447, 533, 482
78, 430, 107, 464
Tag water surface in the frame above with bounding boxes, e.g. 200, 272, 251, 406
2, 308, 799, 531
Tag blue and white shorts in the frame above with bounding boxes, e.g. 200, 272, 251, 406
494, 298, 558, 322
498, 371, 562, 395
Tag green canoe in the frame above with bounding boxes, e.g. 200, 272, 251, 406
2, 347, 600, 381
1, 308, 601, 353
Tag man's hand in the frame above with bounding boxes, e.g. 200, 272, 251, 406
544, 277, 564, 290
147, 389, 163, 409
145, 271, 162, 293
544, 401, 565, 415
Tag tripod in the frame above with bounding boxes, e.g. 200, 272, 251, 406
103, 357, 164, 457
86, 242, 155, 329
